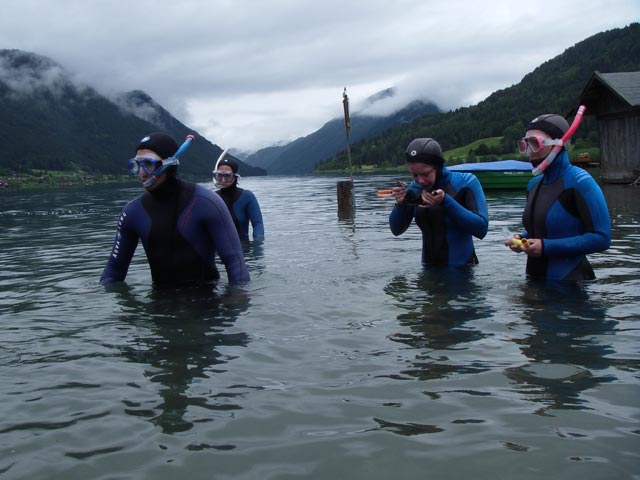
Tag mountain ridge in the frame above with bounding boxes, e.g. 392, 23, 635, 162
322, 23, 640, 170
0, 49, 266, 179
243, 88, 441, 175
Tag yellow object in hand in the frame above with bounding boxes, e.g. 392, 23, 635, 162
510, 237, 529, 247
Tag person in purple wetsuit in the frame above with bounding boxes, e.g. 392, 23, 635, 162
100, 132, 249, 288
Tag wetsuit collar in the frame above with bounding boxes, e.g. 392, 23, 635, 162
217, 180, 239, 200
436, 166, 451, 188
542, 149, 569, 184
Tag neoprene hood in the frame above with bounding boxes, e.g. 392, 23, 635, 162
405, 138, 445, 169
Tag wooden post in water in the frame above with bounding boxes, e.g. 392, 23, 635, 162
338, 87, 354, 219
337, 179, 353, 219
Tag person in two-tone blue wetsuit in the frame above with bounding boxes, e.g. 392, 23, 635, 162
214, 157, 264, 241
100, 132, 250, 288
505, 114, 611, 281
390, 137, 489, 266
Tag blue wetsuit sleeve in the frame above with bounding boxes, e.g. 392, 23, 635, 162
100, 203, 140, 284
442, 176, 489, 239
247, 191, 264, 239
201, 192, 250, 285
389, 203, 414, 236
542, 175, 611, 257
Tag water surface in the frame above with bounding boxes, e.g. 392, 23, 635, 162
1, 175, 639, 479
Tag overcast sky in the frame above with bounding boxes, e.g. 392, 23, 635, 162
1, 1, 638, 154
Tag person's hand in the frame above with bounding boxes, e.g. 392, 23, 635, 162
521, 238, 542, 257
421, 189, 444, 207
506, 234, 523, 251
505, 235, 543, 257
392, 183, 407, 204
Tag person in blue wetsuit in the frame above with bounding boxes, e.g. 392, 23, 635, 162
214, 157, 264, 241
100, 132, 250, 288
505, 113, 611, 281
390, 137, 488, 266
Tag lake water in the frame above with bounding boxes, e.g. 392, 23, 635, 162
1, 174, 639, 479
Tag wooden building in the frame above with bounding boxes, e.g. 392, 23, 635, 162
578, 71, 640, 183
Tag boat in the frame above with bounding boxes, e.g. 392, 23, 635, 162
448, 160, 533, 190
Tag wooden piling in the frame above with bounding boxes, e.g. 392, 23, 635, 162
337, 88, 355, 219
337, 180, 354, 219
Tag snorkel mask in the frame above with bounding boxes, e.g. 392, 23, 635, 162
212, 148, 242, 187
528, 106, 585, 176
129, 134, 195, 187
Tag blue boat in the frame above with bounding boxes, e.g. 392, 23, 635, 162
448, 160, 533, 190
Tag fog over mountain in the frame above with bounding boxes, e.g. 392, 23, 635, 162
0, 49, 265, 178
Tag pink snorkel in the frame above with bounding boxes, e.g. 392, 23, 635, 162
531, 105, 586, 176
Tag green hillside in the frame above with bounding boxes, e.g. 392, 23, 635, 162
0, 50, 265, 188
317, 23, 640, 172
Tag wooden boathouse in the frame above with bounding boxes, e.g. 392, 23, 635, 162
577, 71, 640, 184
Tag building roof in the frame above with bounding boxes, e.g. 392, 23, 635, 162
580, 71, 640, 107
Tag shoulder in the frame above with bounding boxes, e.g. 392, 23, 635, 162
527, 175, 542, 192
193, 183, 222, 200
122, 193, 145, 213
559, 166, 602, 193
449, 171, 482, 190
241, 189, 258, 200
192, 184, 231, 211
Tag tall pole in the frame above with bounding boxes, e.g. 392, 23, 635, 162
337, 87, 355, 219
342, 87, 353, 183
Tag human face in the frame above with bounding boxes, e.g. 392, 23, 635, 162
214, 165, 236, 188
523, 129, 555, 166
407, 162, 438, 189
134, 149, 167, 190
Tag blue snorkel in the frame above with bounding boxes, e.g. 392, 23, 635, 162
141, 134, 195, 187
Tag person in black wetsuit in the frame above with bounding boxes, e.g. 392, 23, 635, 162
505, 113, 611, 281
100, 132, 249, 288
214, 157, 264, 241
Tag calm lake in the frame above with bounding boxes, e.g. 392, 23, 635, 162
1, 173, 639, 479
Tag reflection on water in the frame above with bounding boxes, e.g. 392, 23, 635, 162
504, 281, 617, 414
111, 285, 251, 435
0, 177, 639, 479
385, 268, 494, 380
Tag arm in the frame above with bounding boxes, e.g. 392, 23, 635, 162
100, 205, 140, 284
542, 174, 611, 257
389, 203, 414, 236
442, 175, 489, 239
246, 191, 265, 239
203, 193, 250, 285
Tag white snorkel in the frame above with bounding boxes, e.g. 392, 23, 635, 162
531, 106, 586, 176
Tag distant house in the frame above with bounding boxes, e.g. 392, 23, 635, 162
578, 71, 640, 184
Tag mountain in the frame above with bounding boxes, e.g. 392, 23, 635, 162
243, 88, 441, 175
0, 49, 266, 179
323, 23, 640, 170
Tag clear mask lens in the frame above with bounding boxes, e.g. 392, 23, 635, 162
128, 157, 163, 175
214, 171, 235, 181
